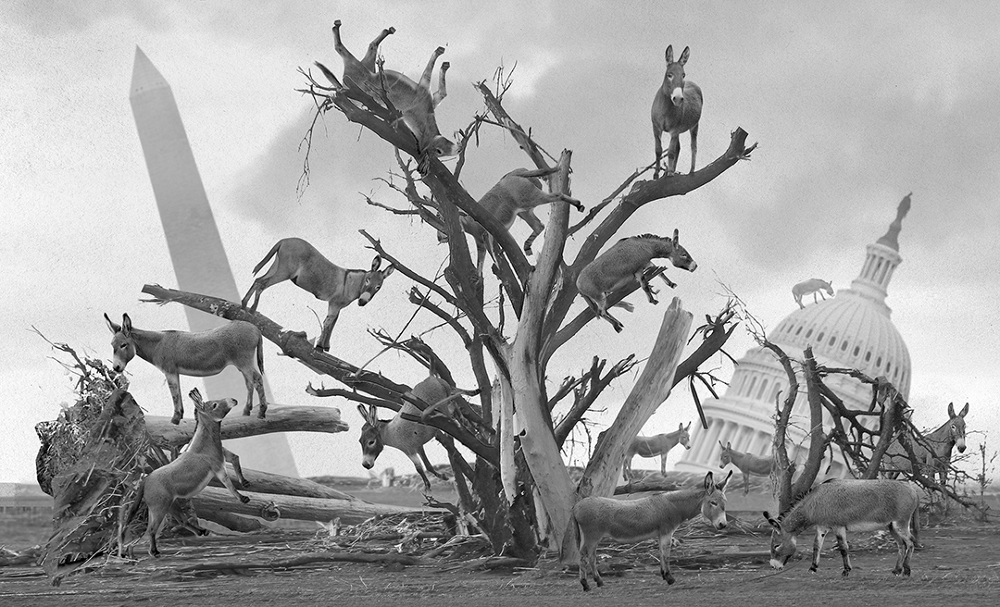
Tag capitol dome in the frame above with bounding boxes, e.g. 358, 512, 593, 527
675, 195, 913, 478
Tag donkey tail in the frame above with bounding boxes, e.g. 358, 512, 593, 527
910, 504, 921, 549
252, 241, 282, 276
558, 511, 581, 565
118, 476, 146, 555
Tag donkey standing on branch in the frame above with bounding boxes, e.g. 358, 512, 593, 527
357, 375, 452, 492
316, 20, 460, 163
241, 238, 395, 352
764, 479, 920, 577
884, 401, 969, 487
719, 440, 772, 495
623, 422, 692, 481
576, 230, 698, 333
570, 470, 731, 591
792, 278, 834, 309
439, 167, 585, 274
652, 45, 703, 178
105, 313, 266, 424
119, 389, 249, 558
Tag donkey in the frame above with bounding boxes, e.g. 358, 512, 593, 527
439, 167, 585, 274
316, 20, 459, 163
119, 388, 249, 558
764, 478, 920, 577
576, 230, 698, 333
571, 470, 731, 591
884, 402, 969, 487
792, 278, 834, 309
719, 441, 772, 495
105, 313, 266, 424
357, 375, 452, 492
623, 422, 692, 481
241, 238, 395, 352
652, 45, 703, 178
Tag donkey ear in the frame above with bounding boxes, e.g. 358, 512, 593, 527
717, 469, 733, 491
382, 264, 395, 278
104, 313, 121, 334
718, 440, 725, 449
188, 387, 203, 405
685, 421, 692, 431
959, 402, 969, 417
368, 403, 379, 423
726, 441, 732, 450
672, 228, 679, 246
665, 45, 673, 64
357, 404, 370, 424
948, 402, 956, 418
371, 255, 382, 271
678, 46, 690, 66
703, 471, 714, 491
122, 313, 133, 335
763, 511, 782, 530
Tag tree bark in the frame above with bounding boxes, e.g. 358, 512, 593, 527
144, 407, 349, 450
192, 487, 447, 525
207, 465, 359, 502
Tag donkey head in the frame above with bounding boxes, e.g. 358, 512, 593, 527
663, 45, 692, 106
357, 404, 386, 468
718, 441, 733, 468
678, 422, 692, 450
357, 255, 396, 306
667, 229, 698, 273
188, 388, 238, 422
763, 512, 796, 569
105, 312, 137, 373
947, 402, 969, 453
427, 134, 461, 159
700, 470, 732, 530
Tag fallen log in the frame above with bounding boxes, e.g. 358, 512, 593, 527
171, 550, 429, 574
194, 508, 264, 533
145, 406, 349, 450
193, 486, 449, 525
613, 477, 683, 495
209, 465, 360, 502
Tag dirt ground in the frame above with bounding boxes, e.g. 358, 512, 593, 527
2, 512, 999, 607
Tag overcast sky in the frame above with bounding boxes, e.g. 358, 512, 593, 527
3, 1, 998, 484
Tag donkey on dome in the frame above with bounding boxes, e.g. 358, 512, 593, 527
623, 422, 693, 481
719, 440, 772, 495
792, 278, 834, 309
241, 237, 395, 352
883, 401, 969, 488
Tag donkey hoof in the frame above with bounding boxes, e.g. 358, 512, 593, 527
665, 574, 675, 585
170, 415, 182, 425
580, 580, 590, 592
842, 568, 851, 577
809, 565, 818, 573
239, 495, 251, 504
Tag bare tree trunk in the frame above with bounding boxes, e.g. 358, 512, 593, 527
144, 407, 349, 450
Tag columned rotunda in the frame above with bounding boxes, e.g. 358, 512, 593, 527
675, 196, 912, 477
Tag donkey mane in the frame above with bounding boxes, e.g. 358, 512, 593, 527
619, 233, 669, 243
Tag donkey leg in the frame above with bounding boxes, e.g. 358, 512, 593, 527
743, 471, 751, 496
653, 127, 663, 179
519, 209, 544, 256
578, 541, 592, 591
834, 528, 852, 577
216, 468, 250, 504
317, 307, 342, 352
689, 122, 699, 174
666, 133, 681, 174
887, 521, 911, 576
407, 453, 434, 492
658, 531, 677, 584
361, 26, 396, 71
418, 446, 449, 481
224, 448, 249, 487
810, 527, 828, 573
241, 365, 266, 419
636, 269, 658, 304
419, 47, 445, 90
166, 374, 184, 425
433, 61, 449, 107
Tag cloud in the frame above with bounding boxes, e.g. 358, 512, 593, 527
3, 0, 168, 35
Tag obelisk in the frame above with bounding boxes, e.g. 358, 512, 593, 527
129, 47, 298, 476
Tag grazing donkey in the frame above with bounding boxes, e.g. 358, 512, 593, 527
576, 230, 698, 333
792, 278, 834, 309
439, 168, 585, 274
105, 313, 266, 424
571, 470, 732, 591
241, 238, 395, 352
357, 375, 452, 492
120, 389, 250, 558
884, 402, 969, 487
623, 422, 692, 481
764, 478, 920, 577
652, 45, 703, 178
719, 441, 772, 495
316, 20, 459, 162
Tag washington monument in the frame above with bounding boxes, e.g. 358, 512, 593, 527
129, 47, 298, 477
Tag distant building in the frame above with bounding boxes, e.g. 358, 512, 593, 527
676, 196, 913, 477
0, 483, 52, 515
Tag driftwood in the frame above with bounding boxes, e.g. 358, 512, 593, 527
144, 407, 349, 450
206, 464, 359, 501
194, 509, 265, 533
192, 486, 448, 525
613, 477, 683, 495
171, 550, 429, 574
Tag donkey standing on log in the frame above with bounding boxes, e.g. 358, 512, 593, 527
884, 402, 969, 487
357, 375, 452, 492
570, 470, 731, 591
316, 20, 459, 163
764, 478, 920, 577
623, 422, 692, 481
241, 237, 395, 352
105, 313, 266, 424
576, 230, 697, 333
719, 440, 772, 495
119, 388, 249, 558
652, 45, 703, 178
792, 278, 834, 309
439, 167, 585, 274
